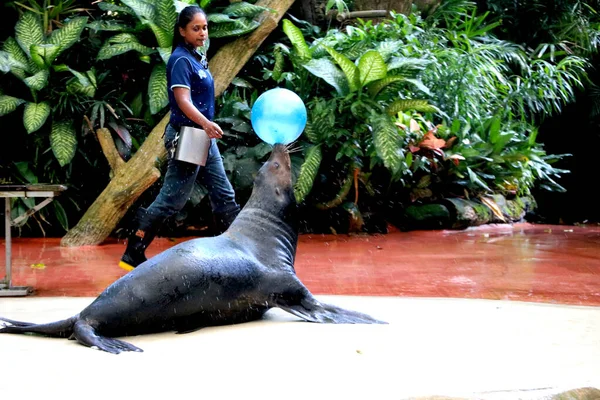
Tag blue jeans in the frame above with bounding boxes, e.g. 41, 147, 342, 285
143, 123, 240, 228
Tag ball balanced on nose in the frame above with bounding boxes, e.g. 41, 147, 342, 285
251, 88, 307, 145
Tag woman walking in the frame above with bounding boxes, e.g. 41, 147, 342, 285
119, 5, 240, 271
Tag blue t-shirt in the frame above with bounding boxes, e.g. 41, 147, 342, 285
167, 43, 215, 128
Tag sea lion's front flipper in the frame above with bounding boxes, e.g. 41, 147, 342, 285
72, 321, 143, 354
274, 290, 387, 325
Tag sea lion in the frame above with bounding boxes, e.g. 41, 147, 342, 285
0, 144, 386, 354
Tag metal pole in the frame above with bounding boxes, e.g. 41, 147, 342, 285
5, 197, 11, 287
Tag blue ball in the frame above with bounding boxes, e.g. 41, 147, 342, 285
250, 88, 307, 145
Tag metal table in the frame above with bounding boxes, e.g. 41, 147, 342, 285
1, 184, 67, 296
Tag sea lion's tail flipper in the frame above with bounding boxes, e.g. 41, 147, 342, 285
72, 320, 143, 354
276, 295, 387, 325
0, 316, 77, 338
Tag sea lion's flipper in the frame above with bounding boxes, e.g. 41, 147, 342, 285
72, 320, 143, 354
275, 293, 387, 324
0, 316, 35, 327
0, 316, 76, 338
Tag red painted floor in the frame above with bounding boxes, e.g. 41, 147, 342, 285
1, 223, 600, 306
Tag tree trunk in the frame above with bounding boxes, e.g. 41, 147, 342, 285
60, 0, 296, 247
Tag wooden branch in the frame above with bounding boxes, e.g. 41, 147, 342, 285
60, 0, 297, 247
335, 10, 389, 21
96, 127, 125, 172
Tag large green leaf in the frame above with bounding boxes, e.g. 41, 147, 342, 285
15, 12, 44, 57
371, 113, 404, 176
66, 68, 96, 97
0, 95, 25, 116
121, 0, 156, 21
97, 41, 154, 60
30, 44, 60, 68
304, 98, 336, 143
23, 69, 50, 91
223, 2, 270, 17
302, 58, 349, 96
208, 13, 234, 23
3, 37, 30, 74
367, 76, 407, 98
155, 0, 177, 34
148, 64, 168, 114
0, 51, 11, 72
50, 121, 77, 166
210, 18, 260, 38
341, 41, 371, 61
98, 2, 134, 14
386, 99, 439, 115
157, 47, 172, 64
324, 46, 359, 92
357, 50, 387, 87
387, 56, 430, 77
47, 17, 88, 57
10, 68, 28, 80
272, 46, 284, 81
109, 33, 140, 44
282, 20, 310, 60
294, 145, 322, 203
0, 50, 27, 73
23, 102, 51, 134
86, 20, 131, 32
376, 40, 404, 62
148, 22, 172, 49
303, 120, 319, 144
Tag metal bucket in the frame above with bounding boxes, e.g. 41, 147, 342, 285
174, 126, 211, 166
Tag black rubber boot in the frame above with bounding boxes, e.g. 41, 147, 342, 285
119, 208, 160, 271
212, 207, 240, 235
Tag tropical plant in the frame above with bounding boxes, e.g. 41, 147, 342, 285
276, 19, 438, 211
5, 0, 92, 34
0, 11, 89, 166
475, 0, 600, 58
246, 1, 589, 232
0, 0, 281, 236
94, 0, 273, 118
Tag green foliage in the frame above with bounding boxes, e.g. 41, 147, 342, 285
23, 101, 51, 133
148, 64, 168, 114
246, 3, 589, 232
294, 145, 322, 203
275, 18, 438, 210
476, 0, 600, 57
95, 1, 270, 115
0, 95, 26, 115
0, 0, 282, 236
50, 120, 77, 167
0, 10, 89, 152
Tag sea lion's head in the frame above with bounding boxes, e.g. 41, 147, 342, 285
245, 144, 297, 222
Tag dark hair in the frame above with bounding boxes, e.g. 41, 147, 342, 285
172, 6, 206, 52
